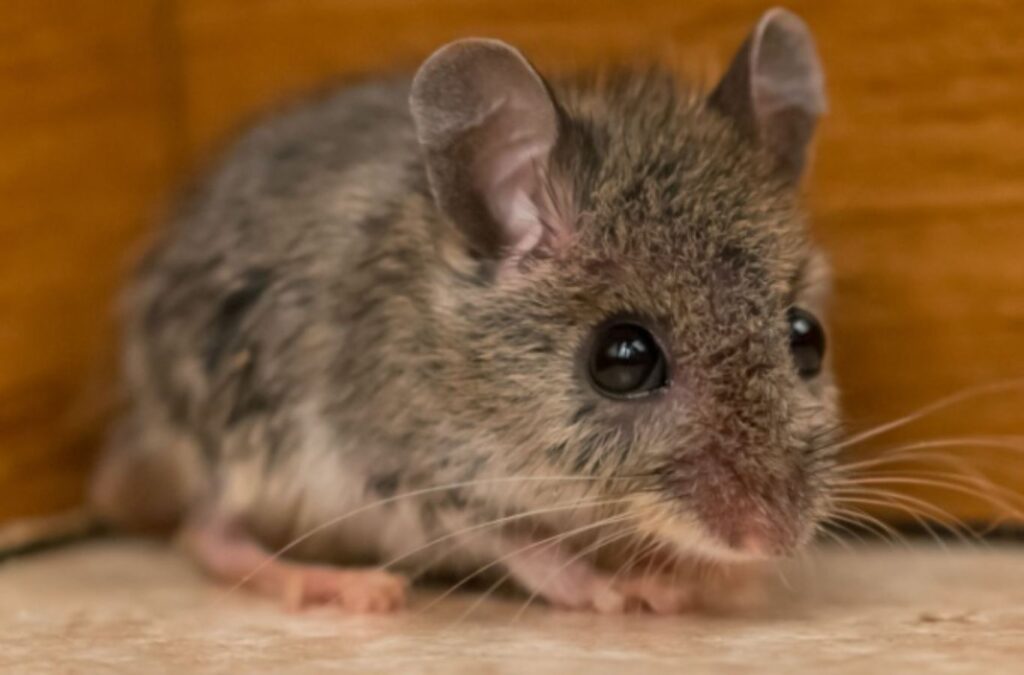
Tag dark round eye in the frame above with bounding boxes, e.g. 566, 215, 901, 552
787, 307, 826, 378
588, 322, 668, 398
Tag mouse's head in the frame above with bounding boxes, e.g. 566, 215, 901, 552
411, 9, 837, 562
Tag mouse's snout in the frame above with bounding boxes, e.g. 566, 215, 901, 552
697, 497, 799, 559
661, 444, 813, 560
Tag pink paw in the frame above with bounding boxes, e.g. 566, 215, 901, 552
505, 544, 698, 615
276, 565, 408, 613
610, 575, 696, 614
179, 516, 409, 613
535, 573, 695, 615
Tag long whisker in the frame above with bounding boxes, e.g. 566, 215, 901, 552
826, 506, 910, 549
421, 511, 637, 617
838, 454, 1024, 513
378, 496, 632, 574
633, 532, 669, 589
570, 530, 664, 615
821, 517, 889, 552
832, 493, 965, 549
831, 438, 1024, 537
837, 474, 1024, 520
820, 510, 883, 542
509, 525, 645, 622
831, 485, 978, 546
836, 437, 1024, 474
814, 521, 858, 552
827, 506, 910, 549
825, 379, 1024, 454
224, 475, 634, 595
839, 472, 1021, 507
446, 516, 642, 625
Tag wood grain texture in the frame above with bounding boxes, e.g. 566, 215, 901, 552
0, 3, 172, 519
1, 0, 1022, 523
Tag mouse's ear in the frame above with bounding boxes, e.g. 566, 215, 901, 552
709, 8, 827, 182
410, 39, 572, 275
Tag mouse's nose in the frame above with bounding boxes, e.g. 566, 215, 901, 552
666, 441, 809, 559
688, 472, 800, 558
697, 486, 808, 558
721, 523, 781, 558
695, 512, 794, 559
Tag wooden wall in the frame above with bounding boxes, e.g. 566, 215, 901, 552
2, 0, 1023, 523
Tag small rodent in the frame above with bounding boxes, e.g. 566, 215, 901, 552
90, 7, 839, 613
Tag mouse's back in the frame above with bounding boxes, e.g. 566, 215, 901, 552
90, 78, 438, 531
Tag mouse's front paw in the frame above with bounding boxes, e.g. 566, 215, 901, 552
538, 574, 696, 614
503, 544, 695, 614
607, 575, 696, 614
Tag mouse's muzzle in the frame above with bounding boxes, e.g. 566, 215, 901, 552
654, 439, 818, 561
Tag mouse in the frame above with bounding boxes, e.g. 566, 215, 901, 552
88, 7, 839, 614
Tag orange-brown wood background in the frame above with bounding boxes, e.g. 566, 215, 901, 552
2, 1, 1023, 525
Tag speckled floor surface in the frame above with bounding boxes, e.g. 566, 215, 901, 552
0, 539, 1022, 674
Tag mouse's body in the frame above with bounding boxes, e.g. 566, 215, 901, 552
99, 80, 465, 569
91, 9, 840, 613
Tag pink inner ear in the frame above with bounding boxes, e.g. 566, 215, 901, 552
471, 100, 570, 263
410, 38, 574, 266
479, 135, 552, 256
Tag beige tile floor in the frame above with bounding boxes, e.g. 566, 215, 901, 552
0, 539, 1022, 674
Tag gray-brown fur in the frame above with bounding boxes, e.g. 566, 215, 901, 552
92, 10, 839, 586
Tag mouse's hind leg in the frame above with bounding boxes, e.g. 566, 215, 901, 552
179, 511, 408, 613
89, 407, 209, 532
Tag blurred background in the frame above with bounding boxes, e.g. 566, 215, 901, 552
1, 1, 1023, 526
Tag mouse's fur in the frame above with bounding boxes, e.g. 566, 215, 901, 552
91, 9, 840, 609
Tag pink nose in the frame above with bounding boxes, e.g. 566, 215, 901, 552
733, 530, 772, 557
707, 516, 790, 558
675, 450, 801, 557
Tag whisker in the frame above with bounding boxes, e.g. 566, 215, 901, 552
576, 528, 657, 613
223, 475, 635, 597
832, 494, 963, 550
827, 517, 872, 547
825, 508, 905, 549
832, 441, 1024, 534
838, 458, 1024, 513
639, 533, 675, 583
825, 379, 1024, 454
814, 521, 857, 553
378, 496, 632, 574
828, 506, 910, 549
452, 520, 645, 626
421, 511, 637, 618
509, 525, 645, 622
591, 532, 667, 615
836, 437, 1024, 474
836, 474, 1024, 520
832, 485, 978, 545
774, 558, 795, 593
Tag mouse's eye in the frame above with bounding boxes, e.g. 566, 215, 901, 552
588, 322, 668, 399
787, 307, 825, 378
